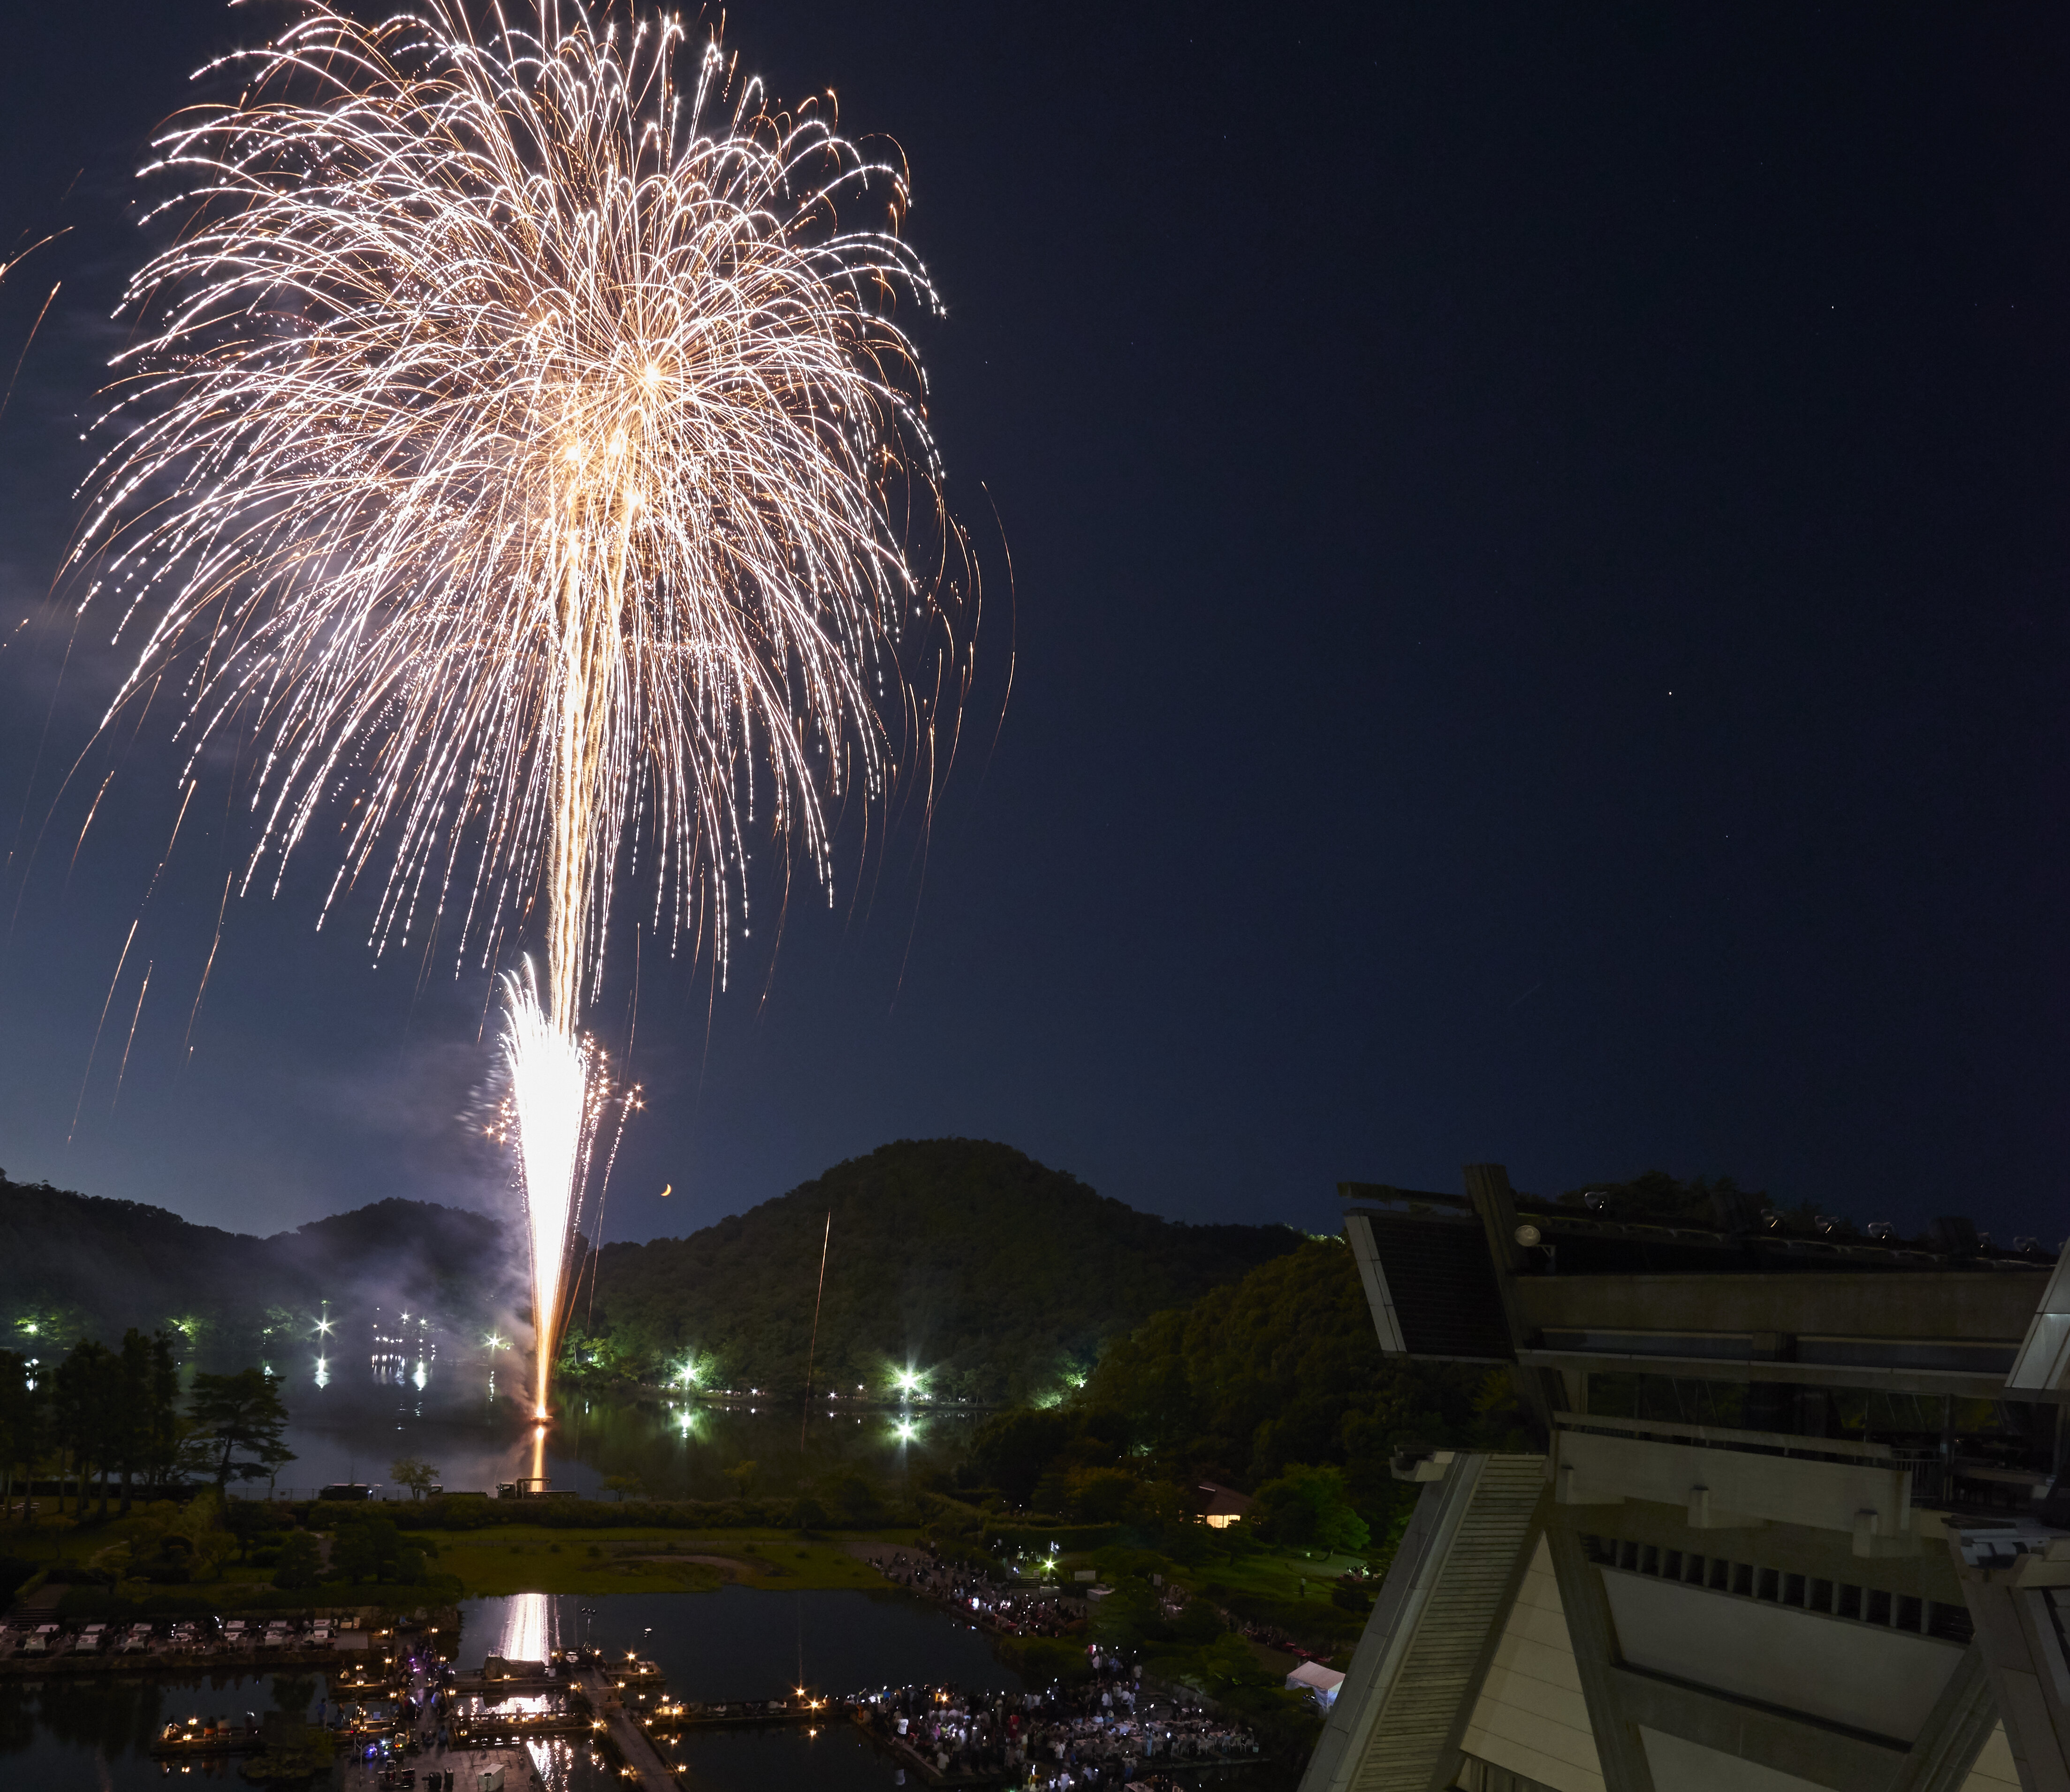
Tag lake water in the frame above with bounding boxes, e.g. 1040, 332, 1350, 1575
261, 1348, 978, 1500
461, 1587, 1023, 1789
460, 1586, 1020, 1693
0, 1669, 327, 1790
0, 1588, 1019, 1789
7, 1341, 1006, 1788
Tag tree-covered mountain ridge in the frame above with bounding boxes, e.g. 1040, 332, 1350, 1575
0, 1171, 518, 1361
0, 1142, 1305, 1397
567, 1139, 1308, 1404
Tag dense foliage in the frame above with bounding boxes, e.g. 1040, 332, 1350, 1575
0, 1170, 519, 1363
966, 1238, 1525, 1541
0, 1334, 297, 1524
0, 1332, 195, 1519
1550, 1168, 1770, 1226
567, 1139, 1305, 1402
0, 1143, 1295, 1405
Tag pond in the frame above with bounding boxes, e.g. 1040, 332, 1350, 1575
0, 1588, 1019, 1790
461, 1587, 1023, 1789
462, 1586, 1019, 1695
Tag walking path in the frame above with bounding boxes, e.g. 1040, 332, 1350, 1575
6, 1579, 64, 1621
336, 1628, 548, 1792
574, 1661, 678, 1789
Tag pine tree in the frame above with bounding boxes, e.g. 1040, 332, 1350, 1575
188, 1368, 295, 1490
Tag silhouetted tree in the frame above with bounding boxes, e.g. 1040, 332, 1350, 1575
0, 1351, 41, 1522
52, 1339, 122, 1518
188, 1368, 294, 1490
390, 1457, 440, 1500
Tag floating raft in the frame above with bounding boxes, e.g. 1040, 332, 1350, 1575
151, 1719, 264, 1759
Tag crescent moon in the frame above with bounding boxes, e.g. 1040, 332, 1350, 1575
660, 1183, 672, 1197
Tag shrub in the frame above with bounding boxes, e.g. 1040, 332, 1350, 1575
273, 1532, 323, 1591
0, 1557, 35, 1603
1002, 1635, 1092, 1683
1252, 1464, 1370, 1556
1065, 1468, 1138, 1524
1330, 1577, 1374, 1614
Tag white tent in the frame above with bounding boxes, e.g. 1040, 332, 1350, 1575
1286, 1661, 1346, 1708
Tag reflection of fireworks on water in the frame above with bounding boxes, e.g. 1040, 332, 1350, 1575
79, 1, 969, 1420
498, 1591, 555, 1667
494, 1590, 563, 1782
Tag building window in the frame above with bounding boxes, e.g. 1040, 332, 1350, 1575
1577, 1534, 1973, 1647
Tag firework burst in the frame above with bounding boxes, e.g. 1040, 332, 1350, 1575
76, 0, 970, 1417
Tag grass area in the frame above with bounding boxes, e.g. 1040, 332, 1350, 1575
3, 1509, 931, 1608
425, 1527, 914, 1597
1194, 1545, 1369, 1607
7, 1502, 1367, 1639
1053, 1540, 1366, 1606
1043, 1540, 1372, 1659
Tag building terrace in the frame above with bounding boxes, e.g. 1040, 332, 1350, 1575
1307, 1164, 2070, 1792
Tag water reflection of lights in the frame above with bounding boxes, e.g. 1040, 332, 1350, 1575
498, 1590, 553, 1668
894, 1420, 918, 1443
369, 1308, 440, 1387
491, 1591, 568, 1785
313, 1357, 330, 1390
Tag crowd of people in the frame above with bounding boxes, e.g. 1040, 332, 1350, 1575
875, 1548, 1083, 1638
876, 1540, 1335, 1674
860, 1660, 1260, 1788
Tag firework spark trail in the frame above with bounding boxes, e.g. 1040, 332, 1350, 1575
490, 959, 641, 1412
68, 918, 137, 1145
0, 277, 61, 430
111, 958, 153, 1112
182, 870, 234, 1065
501, 966, 590, 1409
76, 0, 970, 1417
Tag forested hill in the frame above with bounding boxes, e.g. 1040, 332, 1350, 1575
0, 1143, 1300, 1393
573, 1139, 1306, 1404
0, 1172, 515, 1361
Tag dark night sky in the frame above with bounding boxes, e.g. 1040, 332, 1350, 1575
0, 3, 2066, 1247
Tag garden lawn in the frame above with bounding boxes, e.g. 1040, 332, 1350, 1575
428, 1528, 901, 1596
1197, 1546, 1370, 1607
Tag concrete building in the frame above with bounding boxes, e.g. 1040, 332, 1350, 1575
1303, 1164, 2070, 1792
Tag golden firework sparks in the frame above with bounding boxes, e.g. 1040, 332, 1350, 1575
76, 0, 969, 1419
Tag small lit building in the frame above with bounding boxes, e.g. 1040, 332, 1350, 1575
1200, 1481, 1256, 1529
